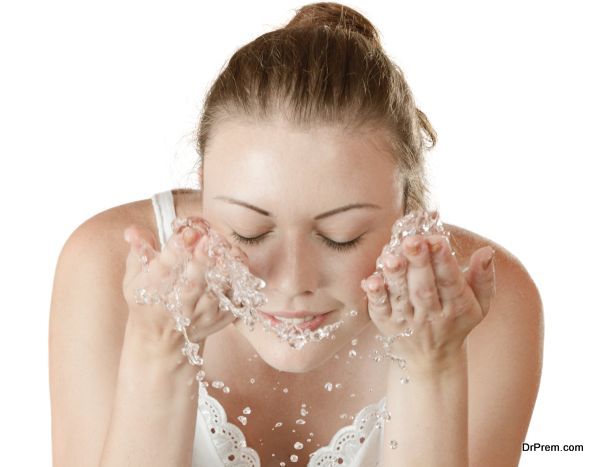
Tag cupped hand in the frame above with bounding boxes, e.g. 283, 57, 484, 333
361, 234, 496, 363
122, 218, 245, 343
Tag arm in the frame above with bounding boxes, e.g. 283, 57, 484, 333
99, 321, 201, 467
383, 347, 469, 467
49, 211, 201, 467
363, 236, 543, 467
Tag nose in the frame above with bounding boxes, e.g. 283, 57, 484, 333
267, 234, 319, 298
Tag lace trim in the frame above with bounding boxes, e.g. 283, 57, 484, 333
308, 398, 386, 467
198, 385, 260, 466
198, 384, 385, 467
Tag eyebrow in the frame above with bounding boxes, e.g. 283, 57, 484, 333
214, 196, 381, 220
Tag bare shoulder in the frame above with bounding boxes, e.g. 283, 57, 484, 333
49, 190, 198, 467
445, 222, 543, 319
446, 223, 544, 466
59, 188, 202, 258
445, 222, 543, 347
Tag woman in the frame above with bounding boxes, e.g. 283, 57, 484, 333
49, 3, 543, 466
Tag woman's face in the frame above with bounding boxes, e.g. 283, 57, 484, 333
201, 116, 404, 372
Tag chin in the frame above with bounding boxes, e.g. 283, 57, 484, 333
234, 314, 371, 373
256, 341, 340, 373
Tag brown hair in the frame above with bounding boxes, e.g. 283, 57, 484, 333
196, 2, 437, 213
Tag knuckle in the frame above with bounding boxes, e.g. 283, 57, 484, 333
414, 285, 438, 301
436, 274, 457, 288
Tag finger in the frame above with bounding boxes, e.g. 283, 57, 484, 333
189, 287, 237, 341
465, 246, 496, 317
153, 226, 204, 277
380, 253, 413, 323
402, 235, 442, 321
361, 272, 390, 319
427, 235, 470, 302
123, 224, 159, 287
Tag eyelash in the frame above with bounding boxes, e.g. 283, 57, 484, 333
230, 231, 364, 252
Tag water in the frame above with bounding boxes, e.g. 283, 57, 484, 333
127, 210, 459, 457
294, 442, 304, 450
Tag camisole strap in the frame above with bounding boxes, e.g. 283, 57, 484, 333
151, 190, 176, 251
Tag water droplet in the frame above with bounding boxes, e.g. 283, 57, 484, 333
275, 422, 283, 428
237, 415, 247, 425
211, 380, 225, 389
280, 462, 286, 466
348, 350, 357, 358
296, 419, 306, 425
339, 413, 348, 419
249, 378, 255, 384
334, 354, 340, 360
389, 440, 398, 449
400, 376, 410, 384
335, 383, 342, 389
222, 386, 230, 394
294, 442, 304, 450
351, 338, 358, 346
283, 388, 289, 394
290, 454, 299, 462
307, 438, 312, 442
350, 393, 356, 398
350, 309, 358, 317
300, 407, 309, 416
324, 382, 333, 391
243, 406, 251, 415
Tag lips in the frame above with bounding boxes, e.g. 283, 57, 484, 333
259, 310, 333, 332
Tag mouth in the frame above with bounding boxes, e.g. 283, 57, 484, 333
258, 310, 333, 332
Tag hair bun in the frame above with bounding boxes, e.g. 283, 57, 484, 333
285, 2, 380, 47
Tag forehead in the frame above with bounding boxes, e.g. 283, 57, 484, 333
203, 118, 399, 212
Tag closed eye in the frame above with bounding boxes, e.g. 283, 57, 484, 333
230, 231, 364, 252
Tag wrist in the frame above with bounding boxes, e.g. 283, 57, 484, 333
123, 316, 205, 371
390, 343, 467, 380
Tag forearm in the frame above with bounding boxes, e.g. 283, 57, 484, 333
99, 320, 202, 467
383, 345, 469, 467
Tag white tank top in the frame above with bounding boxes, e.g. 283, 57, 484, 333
150, 190, 387, 467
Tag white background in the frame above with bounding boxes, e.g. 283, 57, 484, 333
1, 0, 598, 465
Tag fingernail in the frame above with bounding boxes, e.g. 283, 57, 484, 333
367, 278, 380, 292
483, 248, 495, 270
405, 237, 421, 255
429, 240, 442, 254
183, 227, 199, 246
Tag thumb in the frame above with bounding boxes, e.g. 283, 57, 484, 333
123, 224, 159, 288
465, 246, 496, 318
